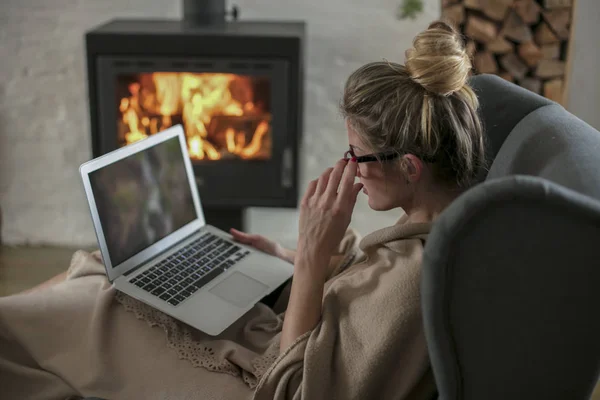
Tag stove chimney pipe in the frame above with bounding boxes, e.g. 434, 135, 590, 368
183, 0, 230, 25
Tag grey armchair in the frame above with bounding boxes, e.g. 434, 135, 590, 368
422, 74, 600, 400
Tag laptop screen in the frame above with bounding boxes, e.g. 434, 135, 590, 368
89, 136, 197, 267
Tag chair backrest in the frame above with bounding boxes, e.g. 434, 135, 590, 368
468, 74, 553, 184
422, 75, 600, 399
470, 74, 600, 201
422, 176, 600, 400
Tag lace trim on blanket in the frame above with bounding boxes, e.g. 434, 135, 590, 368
115, 292, 242, 378
243, 338, 282, 387
115, 292, 281, 389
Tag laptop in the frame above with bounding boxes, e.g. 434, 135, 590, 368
80, 124, 294, 336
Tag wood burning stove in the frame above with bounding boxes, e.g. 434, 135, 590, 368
85, 0, 304, 230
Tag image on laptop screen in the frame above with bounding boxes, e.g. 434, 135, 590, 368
89, 137, 197, 266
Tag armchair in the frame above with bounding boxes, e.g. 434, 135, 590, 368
422, 74, 600, 400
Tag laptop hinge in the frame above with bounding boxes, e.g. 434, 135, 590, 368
122, 261, 147, 278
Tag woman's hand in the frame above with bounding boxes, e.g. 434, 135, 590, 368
229, 228, 295, 264
296, 159, 363, 280
280, 159, 363, 352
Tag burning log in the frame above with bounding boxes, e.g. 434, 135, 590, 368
207, 115, 272, 159
116, 71, 272, 160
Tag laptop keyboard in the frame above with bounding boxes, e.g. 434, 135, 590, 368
129, 232, 250, 307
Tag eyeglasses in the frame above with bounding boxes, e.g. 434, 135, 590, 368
343, 147, 436, 163
343, 147, 401, 163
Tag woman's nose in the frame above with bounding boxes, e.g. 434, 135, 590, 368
356, 166, 362, 178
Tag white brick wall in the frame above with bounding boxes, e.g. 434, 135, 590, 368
0, 0, 181, 246
0, 0, 442, 247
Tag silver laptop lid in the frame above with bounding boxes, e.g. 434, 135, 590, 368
80, 125, 205, 282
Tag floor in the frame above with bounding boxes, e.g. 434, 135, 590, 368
0, 245, 599, 398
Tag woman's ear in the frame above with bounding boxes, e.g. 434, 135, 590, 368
403, 154, 423, 183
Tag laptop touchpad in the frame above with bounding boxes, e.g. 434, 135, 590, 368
209, 271, 268, 308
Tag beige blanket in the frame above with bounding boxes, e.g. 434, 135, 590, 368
0, 218, 435, 400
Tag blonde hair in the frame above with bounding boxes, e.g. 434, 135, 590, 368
340, 20, 486, 188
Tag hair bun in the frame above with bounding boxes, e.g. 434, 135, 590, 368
405, 21, 471, 96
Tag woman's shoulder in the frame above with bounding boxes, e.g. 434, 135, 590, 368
323, 231, 425, 317
327, 228, 427, 292
358, 217, 432, 253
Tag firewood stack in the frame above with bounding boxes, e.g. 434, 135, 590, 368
442, 0, 574, 104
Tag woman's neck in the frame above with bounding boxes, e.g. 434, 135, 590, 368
404, 186, 462, 224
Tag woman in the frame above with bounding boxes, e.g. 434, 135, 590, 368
0, 21, 485, 400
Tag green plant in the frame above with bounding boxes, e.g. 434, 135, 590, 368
397, 0, 424, 20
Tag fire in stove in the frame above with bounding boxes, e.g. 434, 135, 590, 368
117, 72, 272, 161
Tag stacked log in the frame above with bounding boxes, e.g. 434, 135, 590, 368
442, 0, 574, 103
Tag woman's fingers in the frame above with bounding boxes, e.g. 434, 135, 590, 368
305, 159, 358, 207
315, 167, 333, 195
337, 159, 359, 203
352, 182, 364, 202
301, 179, 318, 206
229, 228, 255, 244
230, 228, 281, 256
325, 159, 348, 198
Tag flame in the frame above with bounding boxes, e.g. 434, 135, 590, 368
118, 72, 271, 160
240, 120, 269, 158
204, 139, 221, 160
188, 136, 204, 159
235, 132, 246, 153
153, 72, 180, 117
226, 128, 236, 153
